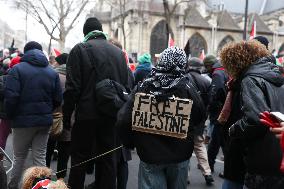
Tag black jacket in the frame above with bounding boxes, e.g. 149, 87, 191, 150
116, 77, 206, 164
187, 70, 211, 136
63, 37, 129, 125
230, 57, 284, 177
208, 63, 228, 123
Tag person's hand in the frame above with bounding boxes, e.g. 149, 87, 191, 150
270, 122, 284, 139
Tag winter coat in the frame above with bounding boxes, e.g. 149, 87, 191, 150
116, 77, 206, 164
63, 36, 129, 124
187, 70, 211, 136
208, 63, 229, 124
229, 57, 284, 185
4, 49, 62, 128
134, 63, 151, 85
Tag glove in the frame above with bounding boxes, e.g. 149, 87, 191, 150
259, 111, 284, 173
259, 111, 280, 128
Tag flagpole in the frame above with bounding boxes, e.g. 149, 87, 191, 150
243, 0, 249, 40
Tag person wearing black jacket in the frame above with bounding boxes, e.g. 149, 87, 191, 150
117, 47, 206, 189
186, 57, 213, 185
204, 55, 228, 173
220, 40, 284, 189
63, 17, 129, 189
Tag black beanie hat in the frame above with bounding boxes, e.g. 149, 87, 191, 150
55, 53, 69, 65
254, 36, 269, 50
24, 41, 43, 53
83, 17, 103, 36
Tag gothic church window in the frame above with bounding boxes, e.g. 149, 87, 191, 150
218, 35, 234, 52
187, 33, 207, 57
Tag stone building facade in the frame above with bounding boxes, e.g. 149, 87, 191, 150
89, 0, 284, 61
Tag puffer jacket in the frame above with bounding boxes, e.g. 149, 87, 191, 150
230, 57, 284, 183
4, 49, 62, 128
116, 77, 206, 164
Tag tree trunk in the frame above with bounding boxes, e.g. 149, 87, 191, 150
59, 37, 65, 51
122, 21, 126, 49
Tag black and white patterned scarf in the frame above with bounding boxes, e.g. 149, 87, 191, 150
142, 47, 187, 92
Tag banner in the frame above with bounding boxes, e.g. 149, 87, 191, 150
132, 93, 193, 139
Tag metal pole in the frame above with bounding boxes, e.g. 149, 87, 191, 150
243, 0, 249, 40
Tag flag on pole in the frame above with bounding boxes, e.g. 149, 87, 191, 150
52, 48, 61, 57
249, 21, 256, 40
199, 49, 205, 60
168, 34, 174, 47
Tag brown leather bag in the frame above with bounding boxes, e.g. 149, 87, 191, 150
50, 112, 63, 136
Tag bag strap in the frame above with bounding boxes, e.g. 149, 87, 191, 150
81, 42, 100, 83
186, 73, 200, 93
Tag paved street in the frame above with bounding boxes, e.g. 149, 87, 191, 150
4, 135, 224, 189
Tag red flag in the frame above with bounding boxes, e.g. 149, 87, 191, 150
249, 21, 256, 40
168, 34, 174, 47
52, 48, 61, 57
199, 49, 205, 60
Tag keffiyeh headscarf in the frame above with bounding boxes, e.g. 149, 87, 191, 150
142, 47, 187, 91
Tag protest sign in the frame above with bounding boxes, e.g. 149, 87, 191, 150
132, 93, 193, 139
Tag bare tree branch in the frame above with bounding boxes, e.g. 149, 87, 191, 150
65, 0, 89, 35
53, 0, 61, 16
14, 0, 92, 50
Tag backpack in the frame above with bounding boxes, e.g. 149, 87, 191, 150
82, 42, 129, 118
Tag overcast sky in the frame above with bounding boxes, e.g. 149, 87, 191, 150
0, 0, 91, 50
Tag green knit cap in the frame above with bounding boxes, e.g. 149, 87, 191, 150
203, 55, 217, 66
138, 53, 151, 64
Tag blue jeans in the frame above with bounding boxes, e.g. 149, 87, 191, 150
222, 179, 243, 189
138, 160, 189, 189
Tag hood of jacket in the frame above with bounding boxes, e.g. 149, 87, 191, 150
21, 49, 49, 67
212, 62, 222, 69
135, 62, 152, 72
242, 56, 284, 87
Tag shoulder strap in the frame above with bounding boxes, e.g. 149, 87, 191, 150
81, 42, 100, 83
186, 73, 199, 93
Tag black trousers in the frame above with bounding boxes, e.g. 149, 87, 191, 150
68, 119, 122, 189
117, 157, 129, 189
46, 137, 71, 178
207, 123, 225, 171
46, 137, 56, 167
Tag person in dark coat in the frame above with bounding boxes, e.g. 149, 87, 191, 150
5, 41, 62, 189
63, 17, 129, 189
204, 55, 228, 173
117, 47, 206, 189
134, 53, 152, 85
220, 40, 284, 189
186, 57, 213, 185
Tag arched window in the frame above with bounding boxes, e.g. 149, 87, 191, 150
218, 35, 234, 52
150, 20, 173, 60
186, 33, 207, 57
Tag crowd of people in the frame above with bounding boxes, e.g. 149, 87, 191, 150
0, 16, 284, 189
